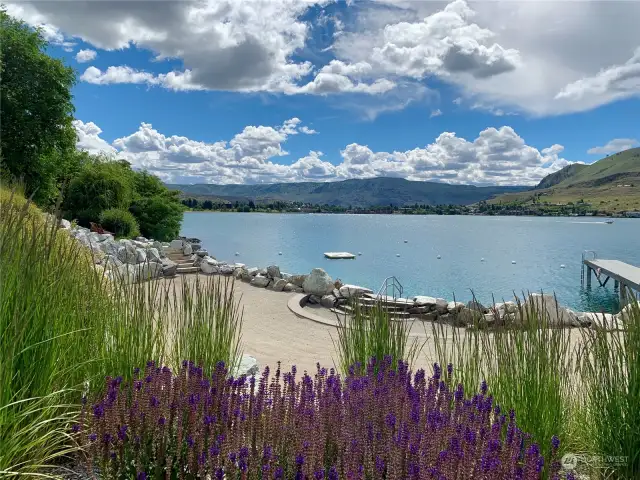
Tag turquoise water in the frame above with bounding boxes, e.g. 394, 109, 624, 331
181, 213, 640, 312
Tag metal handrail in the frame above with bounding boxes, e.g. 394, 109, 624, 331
582, 250, 597, 262
376, 276, 404, 300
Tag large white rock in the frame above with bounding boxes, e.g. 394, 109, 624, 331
232, 355, 260, 377
136, 262, 163, 281
302, 268, 334, 296
288, 274, 307, 287
219, 264, 235, 275
95, 233, 113, 242
579, 312, 625, 331
250, 276, 270, 288
271, 278, 288, 292
183, 243, 193, 255
102, 255, 123, 270
447, 301, 465, 314
200, 259, 220, 275
59, 218, 71, 229
435, 298, 449, 314
170, 239, 183, 249
339, 284, 373, 298
247, 267, 260, 276
146, 247, 162, 263
413, 296, 437, 306
117, 243, 138, 264
524, 294, 581, 327
267, 265, 281, 279
111, 264, 138, 284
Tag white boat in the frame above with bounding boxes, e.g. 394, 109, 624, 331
605, 220, 614, 224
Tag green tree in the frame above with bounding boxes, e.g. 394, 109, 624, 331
129, 170, 184, 241
0, 10, 78, 206
63, 158, 135, 226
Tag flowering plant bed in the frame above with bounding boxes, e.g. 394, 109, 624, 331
77, 358, 562, 479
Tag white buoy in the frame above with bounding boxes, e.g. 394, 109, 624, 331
511, 260, 516, 264
437, 255, 441, 259
481, 258, 485, 262
358, 252, 362, 256
404, 240, 408, 243
278, 252, 282, 255
560, 264, 566, 269
396, 253, 401, 257
235, 252, 240, 256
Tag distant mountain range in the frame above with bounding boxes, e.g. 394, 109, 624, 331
492, 148, 640, 212
170, 177, 527, 208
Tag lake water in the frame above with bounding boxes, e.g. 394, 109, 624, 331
181, 213, 640, 312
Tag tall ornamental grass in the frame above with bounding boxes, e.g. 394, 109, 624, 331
78, 358, 559, 479
578, 295, 640, 478
170, 275, 244, 376
432, 294, 575, 473
0, 188, 243, 476
332, 300, 423, 375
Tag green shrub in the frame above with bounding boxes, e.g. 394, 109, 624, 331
129, 171, 184, 241
63, 159, 134, 226
129, 195, 183, 241
99, 208, 140, 238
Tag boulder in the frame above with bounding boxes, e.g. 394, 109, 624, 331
152, 240, 163, 250
146, 247, 162, 264
307, 295, 322, 305
200, 259, 220, 275
288, 274, 307, 288
250, 276, 270, 288
447, 301, 465, 314
232, 355, 260, 378
112, 264, 138, 284
339, 284, 374, 298
99, 239, 120, 256
272, 278, 288, 292
523, 294, 581, 327
247, 267, 260, 277
413, 296, 437, 307
183, 243, 193, 255
102, 255, 123, 270
408, 305, 432, 315
234, 267, 246, 279
191, 244, 202, 253
117, 243, 138, 265
283, 283, 298, 292
417, 311, 438, 322
267, 265, 281, 279
580, 312, 624, 331
196, 250, 208, 257
618, 301, 639, 320
95, 233, 113, 243
136, 262, 163, 281
435, 298, 449, 314
466, 300, 488, 314
321, 295, 337, 309
162, 262, 178, 277
135, 236, 148, 242
170, 239, 183, 249
135, 248, 147, 264
219, 264, 235, 275
302, 268, 334, 296
58, 218, 71, 229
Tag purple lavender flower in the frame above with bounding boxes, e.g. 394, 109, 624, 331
551, 435, 560, 451
328, 466, 338, 480
137, 472, 147, 480
88, 433, 97, 442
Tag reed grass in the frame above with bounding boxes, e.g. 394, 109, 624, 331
169, 275, 244, 376
432, 293, 575, 474
0, 188, 243, 475
331, 299, 424, 375
578, 295, 640, 478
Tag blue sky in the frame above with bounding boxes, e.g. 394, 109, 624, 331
8, 0, 640, 186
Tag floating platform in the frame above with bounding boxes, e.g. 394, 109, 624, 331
324, 252, 356, 259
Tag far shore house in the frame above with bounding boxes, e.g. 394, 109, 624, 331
625, 211, 640, 218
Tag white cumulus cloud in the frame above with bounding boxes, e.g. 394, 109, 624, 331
587, 138, 639, 155
75, 49, 97, 63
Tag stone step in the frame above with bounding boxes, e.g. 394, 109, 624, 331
176, 266, 200, 274
330, 307, 412, 320
177, 262, 195, 267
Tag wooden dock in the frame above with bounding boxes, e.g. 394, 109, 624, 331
582, 254, 640, 300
